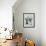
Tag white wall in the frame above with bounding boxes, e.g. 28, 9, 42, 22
41, 0, 46, 46
0, 0, 16, 30
13, 0, 41, 46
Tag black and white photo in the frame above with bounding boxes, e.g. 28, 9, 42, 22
23, 13, 35, 28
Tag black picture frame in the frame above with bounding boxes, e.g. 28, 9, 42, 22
23, 13, 35, 28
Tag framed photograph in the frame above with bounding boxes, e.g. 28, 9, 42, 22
23, 13, 35, 28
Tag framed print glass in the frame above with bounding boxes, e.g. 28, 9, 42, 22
23, 13, 35, 28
